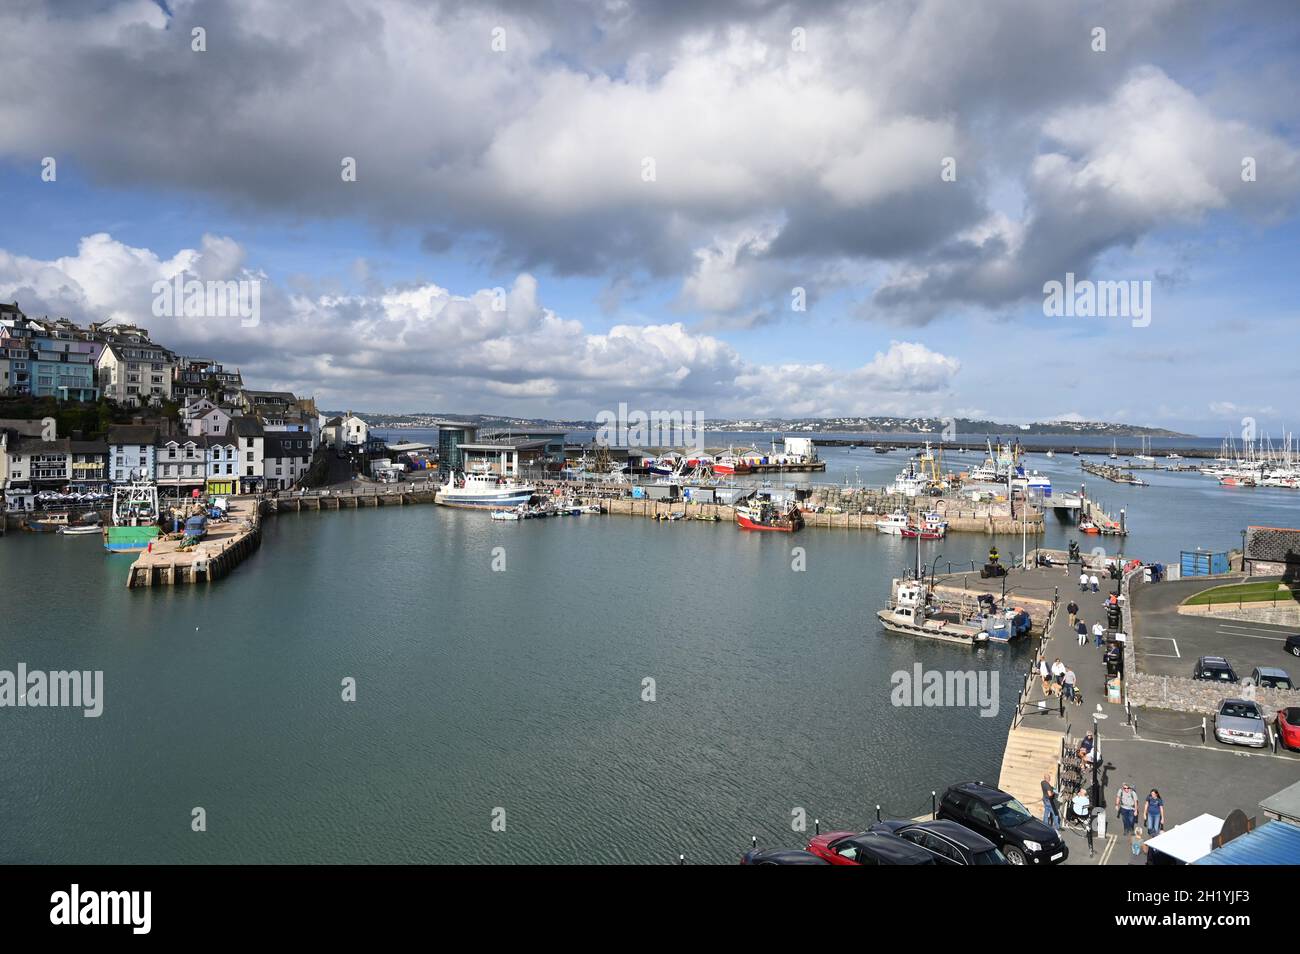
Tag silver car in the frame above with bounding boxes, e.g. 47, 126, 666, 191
1214, 698, 1268, 748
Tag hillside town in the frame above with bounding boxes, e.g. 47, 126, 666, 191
0, 302, 385, 507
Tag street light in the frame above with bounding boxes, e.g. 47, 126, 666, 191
928, 553, 943, 585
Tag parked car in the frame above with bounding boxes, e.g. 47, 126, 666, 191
1284, 633, 1300, 658
1275, 707, 1300, 752
869, 818, 1008, 865
805, 830, 937, 866
1214, 698, 1269, 748
1192, 655, 1239, 683
1251, 667, 1294, 690
740, 847, 829, 865
936, 782, 1068, 865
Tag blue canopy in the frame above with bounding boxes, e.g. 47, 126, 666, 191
1195, 821, 1300, 865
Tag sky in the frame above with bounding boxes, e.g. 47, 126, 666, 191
0, 0, 1298, 436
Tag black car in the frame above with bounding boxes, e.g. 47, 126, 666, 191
1286, 634, 1300, 658
807, 830, 938, 866
937, 782, 1069, 866
1192, 655, 1238, 683
870, 818, 1008, 865
740, 848, 829, 865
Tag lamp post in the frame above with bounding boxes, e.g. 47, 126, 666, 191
928, 553, 943, 586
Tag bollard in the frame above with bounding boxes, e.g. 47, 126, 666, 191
678, 854, 685, 865
814, 818, 820, 835
931, 791, 937, 819
875, 804, 881, 822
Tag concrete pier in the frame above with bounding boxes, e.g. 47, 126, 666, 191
126, 498, 263, 589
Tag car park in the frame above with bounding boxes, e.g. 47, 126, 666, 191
1251, 666, 1293, 690
1192, 655, 1239, 683
1214, 698, 1269, 748
869, 818, 1008, 865
805, 830, 937, 866
936, 782, 1068, 865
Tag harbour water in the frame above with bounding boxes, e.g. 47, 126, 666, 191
2, 451, 1296, 863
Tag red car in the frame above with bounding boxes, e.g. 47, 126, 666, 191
806, 830, 936, 865
1277, 707, 1300, 752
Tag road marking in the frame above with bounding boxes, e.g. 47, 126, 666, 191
1143, 636, 1180, 658
1213, 627, 1286, 642
1098, 834, 1117, 865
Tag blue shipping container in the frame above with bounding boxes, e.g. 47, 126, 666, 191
1181, 550, 1230, 576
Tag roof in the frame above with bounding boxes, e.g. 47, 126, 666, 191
69, 440, 108, 453
459, 438, 551, 452
106, 425, 161, 446
1260, 779, 1300, 823
323, 416, 344, 427
1145, 813, 1225, 864
1195, 821, 1300, 865
1245, 525, 1300, 564
386, 441, 434, 453
839, 832, 935, 864
899, 819, 996, 850
230, 417, 265, 438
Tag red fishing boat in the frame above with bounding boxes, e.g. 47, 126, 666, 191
735, 501, 804, 532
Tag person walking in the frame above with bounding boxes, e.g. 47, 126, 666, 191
1051, 658, 1066, 689
1142, 789, 1165, 836
1063, 666, 1077, 702
1089, 573, 1099, 593
1067, 599, 1079, 628
1079, 570, 1089, 592
1040, 655, 1052, 695
1076, 618, 1087, 646
1042, 773, 1060, 830
1093, 620, 1106, 647
1116, 782, 1139, 835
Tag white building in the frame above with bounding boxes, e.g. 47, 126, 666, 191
98, 341, 176, 407
230, 417, 265, 493
106, 425, 161, 483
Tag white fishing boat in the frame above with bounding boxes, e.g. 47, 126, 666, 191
877, 579, 989, 645
438, 471, 536, 509
875, 511, 911, 535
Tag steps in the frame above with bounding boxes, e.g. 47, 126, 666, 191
997, 724, 1065, 812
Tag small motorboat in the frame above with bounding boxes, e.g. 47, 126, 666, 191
58, 524, 102, 536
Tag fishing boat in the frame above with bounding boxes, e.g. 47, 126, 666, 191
104, 481, 162, 552
437, 471, 536, 509
875, 511, 911, 535
876, 579, 989, 646
735, 500, 804, 532
901, 512, 948, 540
888, 463, 929, 497
25, 512, 72, 532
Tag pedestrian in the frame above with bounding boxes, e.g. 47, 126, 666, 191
1079, 570, 1089, 592
1063, 667, 1076, 702
1067, 599, 1079, 628
1076, 618, 1087, 645
1090, 573, 1099, 593
1039, 655, 1052, 694
1142, 789, 1165, 836
1052, 658, 1066, 688
1094, 620, 1105, 647
1042, 773, 1060, 830
1116, 782, 1139, 835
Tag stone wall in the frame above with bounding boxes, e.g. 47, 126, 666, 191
1125, 671, 1300, 717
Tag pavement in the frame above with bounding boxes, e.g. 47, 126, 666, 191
1128, 576, 1300, 679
